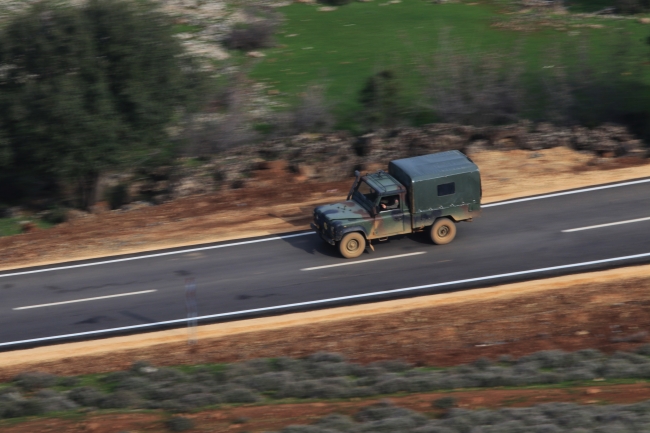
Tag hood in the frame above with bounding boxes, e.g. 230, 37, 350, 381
315, 200, 371, 221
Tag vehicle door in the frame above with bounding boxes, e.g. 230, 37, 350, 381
372, 194, 407, 237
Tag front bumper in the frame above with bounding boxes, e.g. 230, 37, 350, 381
310, 223, 336, 246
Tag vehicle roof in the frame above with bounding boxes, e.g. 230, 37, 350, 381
389, 150, 478, 182
364, 171, 405, 194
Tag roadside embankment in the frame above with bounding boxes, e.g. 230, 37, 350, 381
1, 263, 649, 379
0, 147, 648, 272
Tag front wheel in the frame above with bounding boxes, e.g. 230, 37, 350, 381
430, 218, 456, 245
339, 232, 366, 259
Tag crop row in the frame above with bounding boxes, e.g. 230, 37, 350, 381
2, 347, 650, 419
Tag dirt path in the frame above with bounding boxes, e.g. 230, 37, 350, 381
2, 263, 649, 379
2, 383, 650, 433
0, 147, 648, 272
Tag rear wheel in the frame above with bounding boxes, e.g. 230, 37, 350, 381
430, 218, 456, 245
339, 232, 366, 259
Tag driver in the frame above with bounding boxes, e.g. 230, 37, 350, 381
379, 197, 399, 211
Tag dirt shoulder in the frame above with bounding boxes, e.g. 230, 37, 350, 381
0, 147, 648, 272
2, 263, 649, 379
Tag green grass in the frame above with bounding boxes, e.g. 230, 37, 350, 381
0, 217, 54, 237
247, 0, 650, 126
172, 23, 203, 34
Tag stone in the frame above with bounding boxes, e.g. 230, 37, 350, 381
246, 51, 265, 58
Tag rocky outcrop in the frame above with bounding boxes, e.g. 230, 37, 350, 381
125, 121, 646, 204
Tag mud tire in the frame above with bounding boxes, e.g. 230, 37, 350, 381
430, 218, 456, 245
339, 232, 366, 259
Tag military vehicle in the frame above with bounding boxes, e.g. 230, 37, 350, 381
311, 150, 482, 258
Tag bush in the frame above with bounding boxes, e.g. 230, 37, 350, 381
166, 416, 194, 432
12, 372, 58, 391
308, 352, 346, 363
223, 8, 281, 52
41, 207, 67, 224
149, 368, 189, 383
374, 377, 410, 394
354, 400, 414, 422
68, 387, 104, 407
432, 396, 457, 409
178, 393, 220, 409
38, 396, 78, 413
1, 399, 45, 418
222, 388, 261, 404
315, 413, 356, 431
276, 379, 348, 400
99, 390, 140, 409
319, 0, 353, 5
114, 376, 153, 395
615, 0, 650, 14
57, 376, 80, 388
240, 372, 294, 392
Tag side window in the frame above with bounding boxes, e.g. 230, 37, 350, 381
378, 195, 400, 212
437, 182, 455, 197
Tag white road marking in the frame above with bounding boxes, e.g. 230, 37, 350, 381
0, 232, 313, 279
562, 216, 650, 233
12, 290, 157, 310
301, 252, 426, 271
483, 178, 650, 208
2, 251, 650, 347
1, 178, 648, 280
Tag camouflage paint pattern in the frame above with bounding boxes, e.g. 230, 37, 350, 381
311, 151, 482, 245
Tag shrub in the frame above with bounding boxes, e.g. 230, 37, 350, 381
240, 372, 294, 392
276, 379, 348, 400
99, 390, 140, 409
178, 393, 220, 409
68, 387, 104, 407
149, 383, 210, 401
38, 396, 78, 413
406, 376, 438, 393
114, 376, 153, 395
615, 0, 650, 14
223, 8, 280, 52
354, 400, 413, 422
373, 377, 410, 394
474, 357, 492, 371
221, 388, 261, 404
318, 0, 353, 5
101, 371, 133, 384
306, 362, 351, 379
166, 416, 194, 432
41, 207, 67, 224
1, 399, 45, 418
149, 368, 188, 383
57, 376, 80, 388
315, 413, 356, 431
12, 372, 58, 391
308, 352, 346, 363
432, 396, 457, 409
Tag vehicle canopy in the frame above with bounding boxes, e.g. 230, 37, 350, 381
388, 150, 481, 215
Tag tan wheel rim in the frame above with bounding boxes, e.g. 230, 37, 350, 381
437, 225, 450, 238
346, 239, 359, 252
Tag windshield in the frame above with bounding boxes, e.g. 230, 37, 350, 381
352, 180, 377, 211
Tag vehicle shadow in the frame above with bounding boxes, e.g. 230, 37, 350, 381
280, 232, 342, 258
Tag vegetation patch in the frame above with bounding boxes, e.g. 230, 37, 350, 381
4, 348, 650, 420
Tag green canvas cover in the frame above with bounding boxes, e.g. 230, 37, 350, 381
388, 150, 481, 215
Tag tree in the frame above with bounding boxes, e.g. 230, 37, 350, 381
0, 0, 206, 208
358, 70, 403, 130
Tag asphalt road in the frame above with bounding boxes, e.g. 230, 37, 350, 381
2, 179, 650, 349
